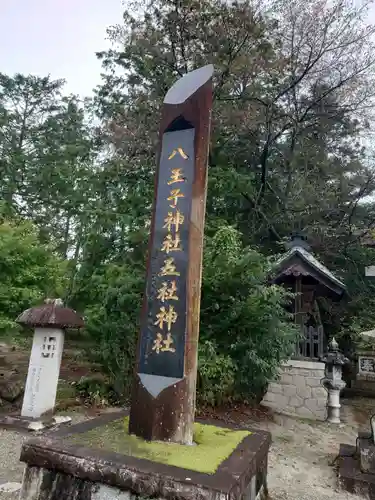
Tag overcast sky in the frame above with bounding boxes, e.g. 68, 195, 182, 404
0, 0, 124, 97
1, 1, 375, 98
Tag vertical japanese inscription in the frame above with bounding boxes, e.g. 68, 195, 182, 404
138, 127, 194, 379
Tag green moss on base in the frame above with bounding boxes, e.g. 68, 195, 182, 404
68, 417, 250, 474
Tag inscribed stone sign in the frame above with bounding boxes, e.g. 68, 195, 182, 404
359, 356, 375, 373
138, 128, 194, 379
21, 328, 64, 419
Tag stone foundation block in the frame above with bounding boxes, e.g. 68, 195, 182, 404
18, 411, 271, 500
339, 443, 375, 499
283, 385, 297, 397
262, 359, 327, 421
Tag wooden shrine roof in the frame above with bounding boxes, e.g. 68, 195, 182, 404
272, 245, 346, 298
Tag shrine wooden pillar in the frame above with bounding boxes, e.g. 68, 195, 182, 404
129, 65, 214, 444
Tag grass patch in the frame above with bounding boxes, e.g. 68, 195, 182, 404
68, 416, 250, 474
56, 380, 76, 401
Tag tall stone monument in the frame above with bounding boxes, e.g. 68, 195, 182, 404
17, 67, 271, 500
129, 64, 213, 445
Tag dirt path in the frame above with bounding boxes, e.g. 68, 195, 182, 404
0, 401, 372, 500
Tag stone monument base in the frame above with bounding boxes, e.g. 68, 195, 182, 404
338, 432, 375, 499
0, 414, 71, 432
18, 411, 271, 500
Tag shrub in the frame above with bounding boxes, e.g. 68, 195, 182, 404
200, 226, 298, 401
81, 225, 298, 404
82, 263, 143, 399
197, 340, 237, 407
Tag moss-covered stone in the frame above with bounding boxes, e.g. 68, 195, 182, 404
68, 417, 251, 474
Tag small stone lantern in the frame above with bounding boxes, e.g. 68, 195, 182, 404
16, 298, 84, 420
321, 337, 348, 424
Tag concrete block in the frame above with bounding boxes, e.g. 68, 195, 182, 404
311, 387, 327, 399
283, 385, 297, 397
315, 410, 327, 421
280, 374, 294, 385
295, 406, 314, 418
289, 396, 304, 408
305, 397, 325, 413
305, 377, 321, 387
292, 375, 306, 388
272, 394, 289, 408
283, 360, 325, 370
267, 383, 283, 394
292, 369, 313, 377
296, 385, 311, 398
262, 392, 276, 403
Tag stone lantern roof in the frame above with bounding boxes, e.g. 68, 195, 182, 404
16, 298, 84, 329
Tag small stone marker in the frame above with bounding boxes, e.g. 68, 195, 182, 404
129, 65, 213, 444
17, 299, 84, 420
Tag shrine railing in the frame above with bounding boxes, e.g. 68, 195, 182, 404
295, 325, 324, 360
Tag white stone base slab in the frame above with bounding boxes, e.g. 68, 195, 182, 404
262, 359, 327, 421
0, 482, 22, 493
0, 414, 71, 432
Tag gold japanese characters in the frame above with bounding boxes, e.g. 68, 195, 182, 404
152, 150, 188, 355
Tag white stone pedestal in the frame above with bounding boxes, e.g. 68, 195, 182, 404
326, 388, 341, 424
21, 328, 65, 419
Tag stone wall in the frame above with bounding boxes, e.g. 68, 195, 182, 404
262, 359, 327, 421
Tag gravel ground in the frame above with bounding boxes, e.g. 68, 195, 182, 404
265, 416, 364, 500
0, 429, 26, 499
0, 410, 92, 500
0, 402, 372, 500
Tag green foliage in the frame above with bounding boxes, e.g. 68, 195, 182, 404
0, 216, 67, 334
2, 0, 375, 409
200, 226, 298, 400
197, 340, 237, 407
73, 376, 119, 407
81, 263, 144, 397
317, 242, 375, 353
76, 225, 297, 403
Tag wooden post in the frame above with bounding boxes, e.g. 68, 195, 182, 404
128, 65, 214, 444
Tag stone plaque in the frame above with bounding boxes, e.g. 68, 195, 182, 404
359, 356, 375, 374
